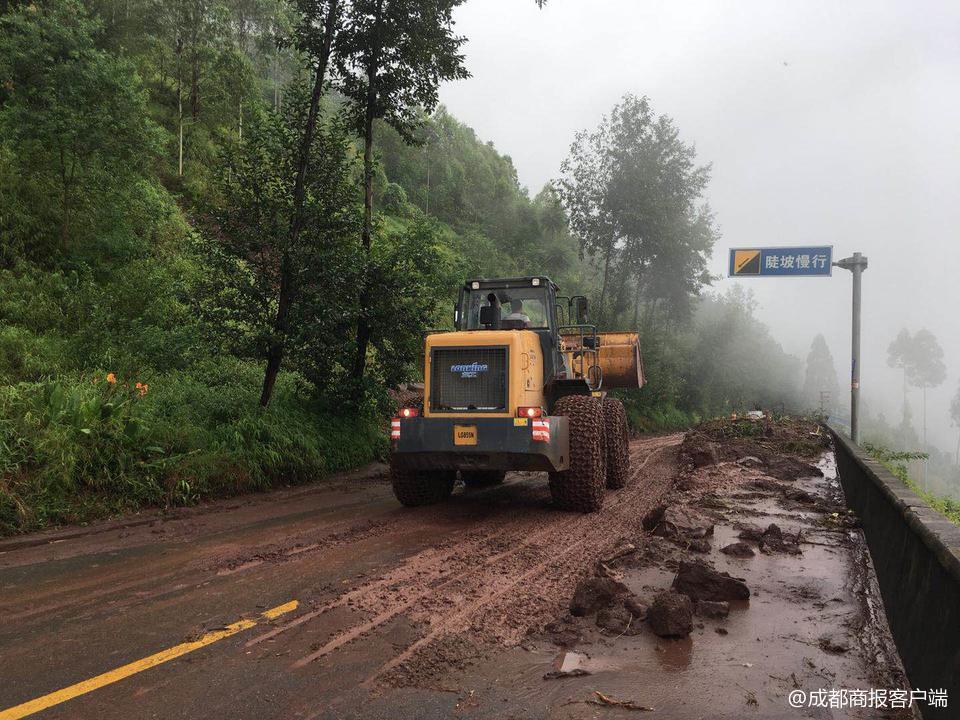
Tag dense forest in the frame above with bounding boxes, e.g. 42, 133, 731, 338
0, 0, 803, 533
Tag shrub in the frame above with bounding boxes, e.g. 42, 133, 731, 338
0, 360, 386, 534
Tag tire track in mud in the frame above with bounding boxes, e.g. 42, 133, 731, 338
282, 434, 684, 683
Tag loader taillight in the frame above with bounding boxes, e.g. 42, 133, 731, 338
517, 406, 543, 418
399, 407, 419, 418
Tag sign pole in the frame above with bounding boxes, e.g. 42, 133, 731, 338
834, 252, 868, 443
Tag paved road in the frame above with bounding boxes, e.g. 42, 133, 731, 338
0, 435, 682, 720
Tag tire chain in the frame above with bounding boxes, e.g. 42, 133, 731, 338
548, 395, 605, 512
603, 398, 631, 489
391, 468, 456, 506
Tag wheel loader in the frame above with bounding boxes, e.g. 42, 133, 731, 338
390, 276, 645, 512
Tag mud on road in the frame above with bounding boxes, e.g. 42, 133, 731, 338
0, 428, 913, 720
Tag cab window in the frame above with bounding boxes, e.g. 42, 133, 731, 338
463, 287, 549, 329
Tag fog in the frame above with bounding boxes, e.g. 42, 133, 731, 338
439, 0, 960, 453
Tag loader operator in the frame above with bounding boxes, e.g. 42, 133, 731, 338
503, 298, 531, 328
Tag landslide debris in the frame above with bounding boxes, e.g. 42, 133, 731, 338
672, 560, 750, 602
570, 576, 629, 617
758, 523, 802, 555
720, 541, 755, 558
641, 504, 714, 539
680, 416, 829, 481
648, 591, 694, 637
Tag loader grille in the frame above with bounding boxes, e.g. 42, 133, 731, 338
430, 346, 508, 412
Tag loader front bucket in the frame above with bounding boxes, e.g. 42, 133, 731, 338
596, 332, 645, 390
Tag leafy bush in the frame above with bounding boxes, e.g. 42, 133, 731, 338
0, 360, 386, 534
863, 443, 960, 527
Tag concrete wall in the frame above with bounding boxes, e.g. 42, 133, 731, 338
830, 428, 960, 719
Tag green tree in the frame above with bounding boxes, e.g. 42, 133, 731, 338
199, 102, 359, 399
332, 0, 469, 388
0, 0, 161, 263
802, 334, 839, 413
254, 0, 342, 406
907, 329, 946, 447
557, 94, 716, 326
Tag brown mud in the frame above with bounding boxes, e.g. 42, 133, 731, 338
0, 426, 915, 720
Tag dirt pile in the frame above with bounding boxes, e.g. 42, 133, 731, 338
680, 416, 829, 484
695, 415, 830, 457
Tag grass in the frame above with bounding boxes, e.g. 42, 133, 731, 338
0, 358, 388, 535
863, 443, 960, 527
622, 399, 699, 433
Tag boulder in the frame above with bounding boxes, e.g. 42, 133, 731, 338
672, 561, 750, 602
643, 504, 715, 540
721, 542, 756, 558
688, 442, 720, 468
569, 576, 629, 616
759, 523, 801, 555
648, 591, 694, 638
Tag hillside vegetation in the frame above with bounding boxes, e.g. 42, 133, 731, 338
0, 0, 801, 534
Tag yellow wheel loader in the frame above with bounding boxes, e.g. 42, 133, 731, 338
390, 277, 645, 512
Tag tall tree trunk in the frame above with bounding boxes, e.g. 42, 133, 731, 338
190, 52, 200, 120
349, 57, 379, 385
259, 0, 339, 407
176, 36, 184, 177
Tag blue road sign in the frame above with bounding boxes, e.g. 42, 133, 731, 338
728, 246, 833, 277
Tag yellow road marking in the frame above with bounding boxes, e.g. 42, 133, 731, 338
261, 600, 299, 620
0, 600, 299, 720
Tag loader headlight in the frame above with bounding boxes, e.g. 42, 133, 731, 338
531, 278, 540, 286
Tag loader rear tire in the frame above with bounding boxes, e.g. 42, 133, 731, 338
603, 398, 631, 489
461, 470, 506, 487
391, 468, 456, 506
548, 395, 605, 513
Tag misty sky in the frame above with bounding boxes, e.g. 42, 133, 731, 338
438, 0, 960, 452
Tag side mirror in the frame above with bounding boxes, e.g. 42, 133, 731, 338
479, 305, 498, 328
574, 296, 589, 324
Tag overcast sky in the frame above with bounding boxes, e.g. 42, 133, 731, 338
439, 0, 960, 452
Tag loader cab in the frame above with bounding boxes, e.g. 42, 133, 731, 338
456, 278, 556, 333
453, 277, 595, 401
